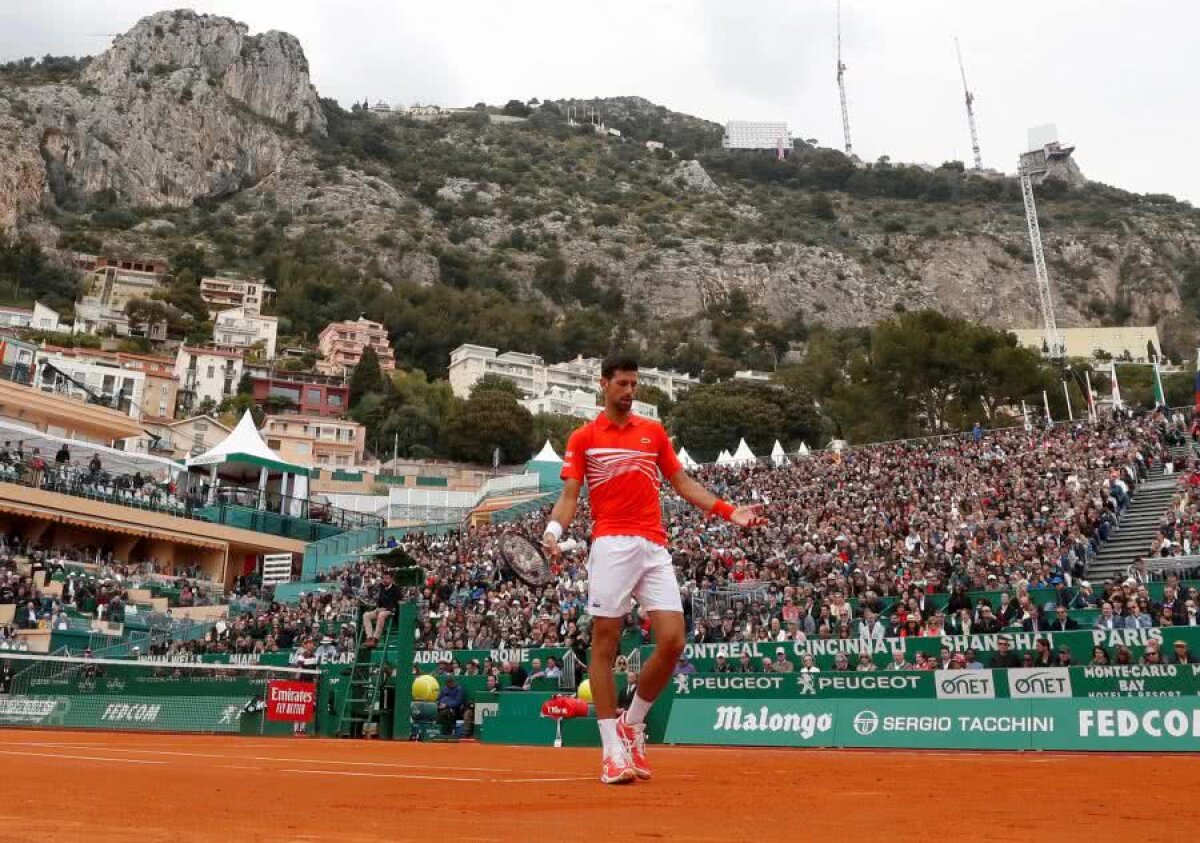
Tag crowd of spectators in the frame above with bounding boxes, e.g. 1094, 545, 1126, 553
293, 413, 1178, 660
2, 411, 1189, 677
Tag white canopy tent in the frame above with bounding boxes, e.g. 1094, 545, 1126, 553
676, 447, 700, 470
186, 412, 310, 512
731, 438, 757, 465
770, 440, 788, 467
796, 442, 811, 457
530, 440, 562, 463
716, 449, 735, 466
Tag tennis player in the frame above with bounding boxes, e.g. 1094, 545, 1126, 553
542, 353, 766, 784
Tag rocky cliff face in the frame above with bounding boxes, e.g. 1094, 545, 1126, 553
0, 9, 324, 227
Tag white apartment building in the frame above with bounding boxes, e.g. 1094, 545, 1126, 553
0, 302, 60, 331
520, 387, 659, 421
173, 346, 244, 412
199, 276, 274, 317
34, 351, 145, 420
722, 121, 793, 150
213, 306, 279, 359
448, 344, 698, 402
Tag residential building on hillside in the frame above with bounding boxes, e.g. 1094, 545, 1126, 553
144, 414, 231, 459
317, 317, 395, 376
34, 350, 145, 421
74, 254, 168, 311
70, 298, 130, 337
262, 414, 367, 469
520, 387, 659, 421
0, 302, 60, 332
199, 275, 274, 317
722, 121, 793, 151
173, 346, 244, 414
448, 344, 698, 401
213, 306, 279, 359
37, 347, 177, 423
250, 371, 348, 418
0, 335, 37, 384
1008, 327, 1162, 363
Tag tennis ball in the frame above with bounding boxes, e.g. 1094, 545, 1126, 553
412, 674, 440, 702
576, 679, 592, 702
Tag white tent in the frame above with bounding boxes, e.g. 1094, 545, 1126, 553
731, 438, 756, 465
770, 440, 788, 467
677, 447, 700, 470
531, 439, 562, 463
797, 442, 810, 457
186, 411, 310, 510
716, 449, 735, 466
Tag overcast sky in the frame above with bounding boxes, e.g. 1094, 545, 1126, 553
2, 0, 1197, 203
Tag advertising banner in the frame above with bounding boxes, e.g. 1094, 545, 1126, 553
663, 697, 1200, 752
266, 680, 316, 722
670, 671, 933, 699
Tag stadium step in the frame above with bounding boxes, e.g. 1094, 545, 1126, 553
1086, 471, 1181, 583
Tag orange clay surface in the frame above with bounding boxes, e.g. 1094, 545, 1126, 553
0, 729, 1196, 842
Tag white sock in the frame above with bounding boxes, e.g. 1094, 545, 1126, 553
598, 718, 622, 758
625, 694, 653, 727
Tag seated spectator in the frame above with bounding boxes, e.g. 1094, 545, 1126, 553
436, 677, 466, 734
1089, 646, 1111, 666
989, 637, 1020, 669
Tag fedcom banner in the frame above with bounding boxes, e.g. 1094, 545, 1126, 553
663, 697, 1200, 752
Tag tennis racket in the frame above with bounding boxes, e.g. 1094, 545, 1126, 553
497, 533, 578, 586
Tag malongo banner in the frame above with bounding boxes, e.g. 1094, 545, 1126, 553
664, 697, 1200, 751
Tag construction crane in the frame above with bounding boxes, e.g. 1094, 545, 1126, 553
1018, 147, 1063, 359
836, 0, 852, 156
955, 38, 983, 171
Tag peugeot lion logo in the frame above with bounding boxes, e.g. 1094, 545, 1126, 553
853, 710, 879, 736
796, 674, 816, 696
673, 674, 690, 695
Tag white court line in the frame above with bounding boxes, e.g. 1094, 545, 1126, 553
282, 769, 489, 782
282, 768, 595, 783
0, 748, 164, 765
0, 740, 517, 772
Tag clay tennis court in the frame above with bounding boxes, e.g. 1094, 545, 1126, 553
0, 729, 1193, 842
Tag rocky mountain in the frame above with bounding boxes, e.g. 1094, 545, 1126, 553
2, 9, 1200, 373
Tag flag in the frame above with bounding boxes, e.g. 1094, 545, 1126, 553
1021, 400, 1032, 432
1062, 381, 1074, 421
1194, 350, 1200, 414
1110, 363, 1123, 410
1152, 360, 1166, 408
1043, 389, 1052, 425
1084, 370, 1097, 420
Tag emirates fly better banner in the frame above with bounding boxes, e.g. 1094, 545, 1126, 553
265, 680, 317, 722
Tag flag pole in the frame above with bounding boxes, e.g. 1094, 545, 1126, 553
1063, 381, 1074, 421
1084, 370, 1096, 421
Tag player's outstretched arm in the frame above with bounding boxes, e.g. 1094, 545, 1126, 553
667, 471, 767, 527
543, 478, 582, 557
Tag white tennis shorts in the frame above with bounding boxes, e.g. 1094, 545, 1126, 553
586, 535, 683, 618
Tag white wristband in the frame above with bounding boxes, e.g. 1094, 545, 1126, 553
544, 521, 563, 541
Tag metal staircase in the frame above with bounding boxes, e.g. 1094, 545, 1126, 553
1086, 448, 1185, 583
333, 616, 393, 738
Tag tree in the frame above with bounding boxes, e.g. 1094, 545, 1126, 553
348, 345, 388, 408
635, 384, 674, 417
443, 391, 534, 464
668, 380, 822, 462
502, 99, 532, 118
531, 413, 579, 455
469, 373, 522, 399
218, 393, 265, 427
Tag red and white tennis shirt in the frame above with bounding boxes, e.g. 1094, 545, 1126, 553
561, 412, 683, 547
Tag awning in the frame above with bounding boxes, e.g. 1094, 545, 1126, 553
0, 499, 227, 550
